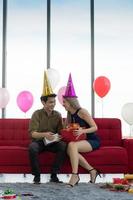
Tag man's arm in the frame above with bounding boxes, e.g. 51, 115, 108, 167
31, 131, 55, 141
57, 114, 63, 134
31, 131, 48, 139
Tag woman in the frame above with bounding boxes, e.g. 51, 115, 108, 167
62, 74, 101, 187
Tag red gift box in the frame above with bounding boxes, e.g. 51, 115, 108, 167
113, 178, 123, 184
2, 194, 16, 199
113, 178, 129, 185
60, 123, 86, 143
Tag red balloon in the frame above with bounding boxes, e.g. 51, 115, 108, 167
93, 76, 111, 98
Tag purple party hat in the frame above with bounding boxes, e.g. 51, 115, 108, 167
63, 73, 77, 98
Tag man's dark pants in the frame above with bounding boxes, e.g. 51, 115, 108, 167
28, 140, 67, 176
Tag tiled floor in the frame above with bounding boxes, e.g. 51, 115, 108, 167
0, 173, 124, 183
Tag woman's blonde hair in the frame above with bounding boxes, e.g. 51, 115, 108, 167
64, 97, 81, 125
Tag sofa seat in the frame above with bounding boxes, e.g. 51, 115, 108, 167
83, 146, 128, 173
83, 146, 128, 166
38, 146, 128, 174
0, 146, 29, 165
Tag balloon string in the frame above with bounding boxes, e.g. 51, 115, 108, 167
101, 98, 104, 118
130, 125, 133, 137
23, 112, 27, 133
24, 112, 26, 119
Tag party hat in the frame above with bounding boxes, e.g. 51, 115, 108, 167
63, 73, 77, 98
42, 71, 55, 97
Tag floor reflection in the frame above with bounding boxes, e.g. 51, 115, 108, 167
0, 173, 124, 183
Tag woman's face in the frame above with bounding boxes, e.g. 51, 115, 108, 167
63, 98, 70, 111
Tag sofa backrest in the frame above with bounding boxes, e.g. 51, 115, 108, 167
94, 118, 122, 146
0, 119, 30, 146
0, 118, 122, 147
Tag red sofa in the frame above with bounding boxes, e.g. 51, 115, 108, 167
0, 118, 132, 174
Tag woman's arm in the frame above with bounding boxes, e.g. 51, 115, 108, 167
78, 108, 97, 134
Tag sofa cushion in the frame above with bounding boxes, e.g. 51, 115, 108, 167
0, 118, 122, 147
0, 146, 30, 165
0, 145, 127, 167
94, 118, 122, 146
0, 119, 30, 146
83, 146, 128, 166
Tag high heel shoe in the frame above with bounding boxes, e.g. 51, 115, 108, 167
68, 173, 80, 187
89, 168, 101, 183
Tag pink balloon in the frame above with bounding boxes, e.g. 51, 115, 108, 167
57, 86, 66, 105
0, 88, 10, 109
17, 91, 34, 113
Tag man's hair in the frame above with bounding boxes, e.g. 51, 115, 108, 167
40, 94, 57, 102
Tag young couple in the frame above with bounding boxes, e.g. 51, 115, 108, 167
28, 72, 101, 186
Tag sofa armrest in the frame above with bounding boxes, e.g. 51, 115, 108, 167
123, 138, 133, 173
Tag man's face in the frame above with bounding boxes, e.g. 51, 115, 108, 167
43, 97, 56, 112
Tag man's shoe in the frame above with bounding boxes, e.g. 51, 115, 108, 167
33, 175, 40, 184
50, 175, 63, 183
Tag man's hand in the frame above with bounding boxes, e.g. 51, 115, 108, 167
45, 132, 55, 141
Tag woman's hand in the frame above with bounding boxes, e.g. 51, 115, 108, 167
73, 128, 86, 139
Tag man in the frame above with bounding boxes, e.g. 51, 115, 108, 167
28, 71, 67, 184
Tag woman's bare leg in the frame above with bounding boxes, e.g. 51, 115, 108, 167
67, 140, 98, 184
67, 142, 79, 173
67, 142, 80, 186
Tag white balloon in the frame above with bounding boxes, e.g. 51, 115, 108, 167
121, 103, 133, 125
0, 88, 10, 109
47, 68, 60, 89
